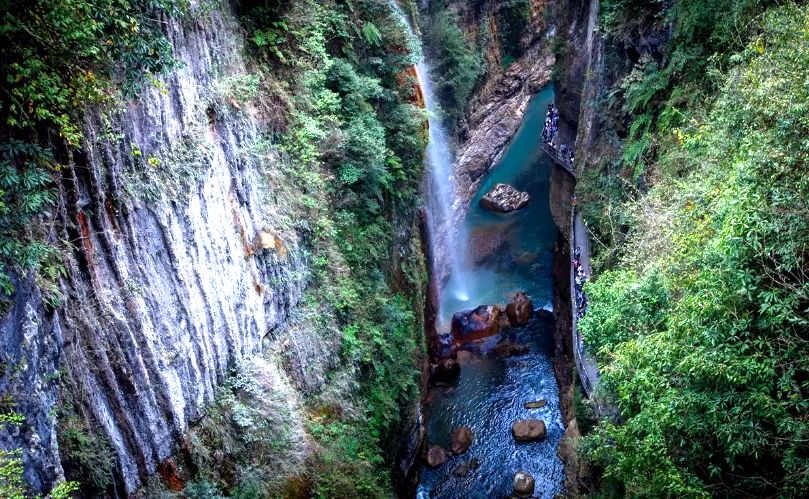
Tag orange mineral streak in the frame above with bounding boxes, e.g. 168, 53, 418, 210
156, 459, 185, 492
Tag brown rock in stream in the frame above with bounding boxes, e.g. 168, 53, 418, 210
426, 445, 448, 467
512, 471, 536, 497
506, 292, 533, 327
524, 399, 547, 409
451, 305, 502, 342
480, 183, 531, 213
512, 419, 547, 442
493, 341, 529, 357
451, 426, 473, 454
429, 358, 460, 384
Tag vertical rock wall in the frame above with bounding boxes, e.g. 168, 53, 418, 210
3, 5, 311, 494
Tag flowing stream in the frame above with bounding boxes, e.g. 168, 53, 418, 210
418, 87, 565, 498
388, 3, 565, 496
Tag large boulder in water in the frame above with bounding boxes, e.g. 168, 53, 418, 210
512, 471, 536, 498
451, 426, 474, 454
479, 183, 530, 213
506, 292, 533, 327
512, 419, 547, 442
452, 305, 502, 342
426, 445, 447, 467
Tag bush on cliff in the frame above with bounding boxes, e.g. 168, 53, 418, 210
579, 4, 809, 496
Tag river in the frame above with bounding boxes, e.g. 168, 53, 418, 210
418, 85, 565, 498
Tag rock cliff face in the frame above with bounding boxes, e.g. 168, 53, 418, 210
2, 5, 330, 494
451, 0, 556, 205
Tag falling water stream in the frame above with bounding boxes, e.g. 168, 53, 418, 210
391, 1, 471, 313
389, 4, 565, 497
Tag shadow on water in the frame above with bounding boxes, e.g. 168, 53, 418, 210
418, 86, 565, 498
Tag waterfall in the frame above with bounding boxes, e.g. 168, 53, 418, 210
389, 2, 471, 321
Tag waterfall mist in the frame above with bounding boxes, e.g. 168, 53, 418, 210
389, 3, 471, 325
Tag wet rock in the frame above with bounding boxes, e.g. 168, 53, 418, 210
451, 426, 474, 454
506, 292, 533, 327
512, 419, 547, 442
524, 400, 547, 409
430, 358, 460, 384
452, 305, 502, 342
512, 471, 536, 498
426, 445, 448, 467
480, 183, 531, 213
493, 341, 529, 357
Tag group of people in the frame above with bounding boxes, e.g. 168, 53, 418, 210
541, 103, 575, 166
573, 246, 588, 323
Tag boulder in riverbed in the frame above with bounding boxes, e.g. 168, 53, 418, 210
479, 183, 530, 213
453, 458, 480, 477
426, 445, 447, 467
512, 419, 547, 442
523, 399, 547, 409
469, 223, 513, 264
452, 305, 502, 342
506, 292, 533, 327
512, 471, 536, 498
451, 426, 474, 454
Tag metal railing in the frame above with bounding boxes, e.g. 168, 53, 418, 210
570, 209, 599, 398
541, 141, 576, 178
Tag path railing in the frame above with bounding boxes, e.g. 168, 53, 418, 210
570, 209, 599, 398
541, 141, 576, 178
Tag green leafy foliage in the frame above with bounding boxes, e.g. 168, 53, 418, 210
1, 411, 79, 498
424, 5, 484, 127
58, 415, 115, 493
495, 0, 531, 64
0, 0, 180, 298
580, 4, 809, 496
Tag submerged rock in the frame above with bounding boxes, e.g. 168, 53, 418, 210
512, 419, 547, 442
469, 223, 513, 264
524, 399, 547, 409
493, 341, 529, 357
479, 183, 531, 213
451, 426, 474, 454
506, 292, 533, 327
452, 305, 502, 342
512, 471, 536, 497
453, 458, 480, 477
426, 445, 448, 467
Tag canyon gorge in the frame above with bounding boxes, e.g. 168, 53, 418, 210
1, 0, 807, 498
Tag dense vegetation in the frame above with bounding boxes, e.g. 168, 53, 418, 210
165, 0, 429, 497
421, 0, 532, 129
577, 1, 808, 496
3, 0, 429, 497
0, 0, 182, 307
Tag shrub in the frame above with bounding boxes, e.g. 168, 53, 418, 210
424, 6, 484, 126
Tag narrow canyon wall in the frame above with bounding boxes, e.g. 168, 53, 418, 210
2, 5, 325, 494
451, 0, 557, 205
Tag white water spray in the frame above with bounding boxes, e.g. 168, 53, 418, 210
389, 2, 471, 321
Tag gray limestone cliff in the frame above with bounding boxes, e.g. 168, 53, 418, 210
2, 5, 323, 494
